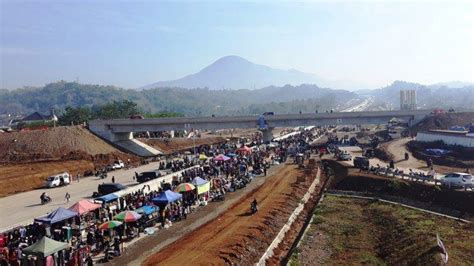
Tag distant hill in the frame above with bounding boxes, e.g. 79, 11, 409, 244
0, 81, 358, 117
141, 55, 323, 90
369, 80, 474, 110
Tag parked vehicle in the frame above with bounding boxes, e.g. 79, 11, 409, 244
45, 172, 71, 188
354, 156, 370, 169
136, 171, 161, 183
110, 160, 125, 170
97, 183, 127, 196
362, 149, 375, 158
440, 173, 473, 189
337, 152, 352, 161
130, 114, 144, 119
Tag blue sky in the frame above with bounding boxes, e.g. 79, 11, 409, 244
1, 1, 473, 89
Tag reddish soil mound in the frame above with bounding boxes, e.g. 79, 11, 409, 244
0, 126, 140, 197
143, 163, 317, 265
412, 112, 474, 133
0, 126, 120, 162
140, 136, 226, 154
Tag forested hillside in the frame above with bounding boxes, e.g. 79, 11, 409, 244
0, 81, 358, 116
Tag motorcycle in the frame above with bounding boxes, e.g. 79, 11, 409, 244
41, 196, 52, 205
250, 202, 258, 214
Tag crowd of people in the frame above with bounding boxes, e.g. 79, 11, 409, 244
0, 128, 320, 266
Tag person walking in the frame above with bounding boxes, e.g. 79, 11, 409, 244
65, 192, 71, 202
112, 176, 115, 183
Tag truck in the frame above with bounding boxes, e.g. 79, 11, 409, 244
45, 172, 71, 188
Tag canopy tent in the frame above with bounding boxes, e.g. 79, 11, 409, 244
22, 237, 69, 258
192, 177, 208, 186
95, 194, 119, 203
152, 190, 182, 205
199, 154, 208, 160
34, 207, 78, 225
237, 146, 252, 154
214, 154, 231, 161
136, 205, 159, 216
192, 177, 210, 194
68, 200, 101, 215
174, 183, 196, 193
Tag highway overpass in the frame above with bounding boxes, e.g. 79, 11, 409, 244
89, 110, 432, 155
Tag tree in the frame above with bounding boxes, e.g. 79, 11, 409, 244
95, 100, 140, 119
59, 106, 94, 126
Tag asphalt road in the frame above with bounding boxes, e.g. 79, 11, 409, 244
0, 161, 172, 231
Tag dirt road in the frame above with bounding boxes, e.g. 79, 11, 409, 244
381, 137, 426, 169
143, 163, 315, 265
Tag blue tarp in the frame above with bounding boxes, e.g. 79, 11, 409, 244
192, 176, 209, 186
136, 205, 158, 215
95, 194, 119, 203
34, 207, 78, 224
152, 190, 182, 205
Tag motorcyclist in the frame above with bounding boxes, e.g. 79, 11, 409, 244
40, 192, 51, 203
251, 198, 258, 213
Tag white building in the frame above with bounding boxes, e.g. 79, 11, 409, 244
417, 130, 474, 148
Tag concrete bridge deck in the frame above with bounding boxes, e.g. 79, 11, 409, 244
88, 110, 434, 155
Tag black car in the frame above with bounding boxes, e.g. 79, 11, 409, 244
262, 112, 274, 116
354, 157, 369, 170
97, 183, 126, 196
136, 171, 161, 183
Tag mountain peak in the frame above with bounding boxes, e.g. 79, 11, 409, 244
212, 55, 250, 65
141, 56, 319, 90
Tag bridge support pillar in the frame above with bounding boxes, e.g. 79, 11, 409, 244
260, 127, 274, 143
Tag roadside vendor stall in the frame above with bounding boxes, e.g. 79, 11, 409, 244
22, 236, 69, 266
192, 177, 210, 195
237, 145, 252, 155
151, 190, 182, 205
214, 154, 231, 161
136, 205, 160, 228
34, 208, 79, 241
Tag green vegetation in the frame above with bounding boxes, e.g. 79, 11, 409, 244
292, 195, 474, 265
0, 81, 356, 116
58, 100, 183, 125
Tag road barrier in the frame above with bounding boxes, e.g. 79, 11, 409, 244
257, 168, 321, 265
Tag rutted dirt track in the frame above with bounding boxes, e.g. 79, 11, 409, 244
144, 163, 317, 265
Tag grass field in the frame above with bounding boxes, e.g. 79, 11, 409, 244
291, 195, 474, 265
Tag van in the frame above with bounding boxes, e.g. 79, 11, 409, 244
45, 172, 71, 188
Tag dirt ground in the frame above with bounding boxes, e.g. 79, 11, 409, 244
293, 195, 474, 265
0, 126, 121, 162
0, 160, 94, 197
380, 137, 466, 173
412, 112, 474, 133
143, 163, 316, 265
140, 136, 226, 154
0, 126, 139, 197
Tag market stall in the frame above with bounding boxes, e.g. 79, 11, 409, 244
22, 236, 69, 265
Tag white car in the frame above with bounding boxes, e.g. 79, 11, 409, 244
111, 160, 125, 170
45, 172, 71, 188
440, 173, 473, 189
